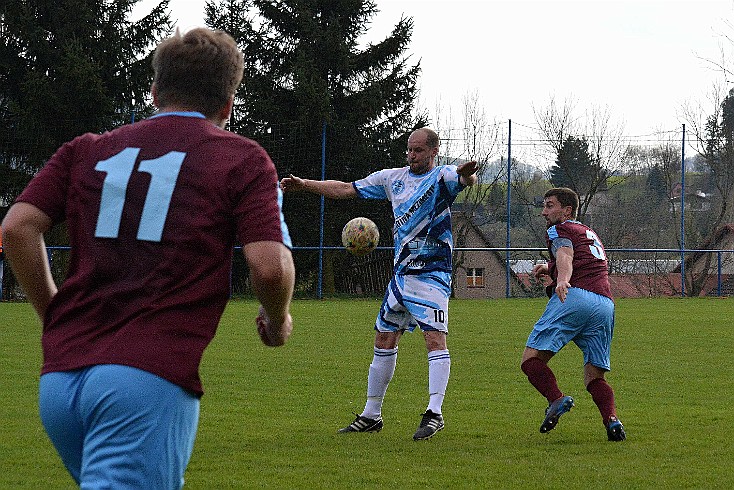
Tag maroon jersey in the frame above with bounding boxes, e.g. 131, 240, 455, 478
16, 113, 289, 396
546, 220, 613, 300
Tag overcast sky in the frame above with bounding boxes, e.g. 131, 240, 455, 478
134, 0, 734, 138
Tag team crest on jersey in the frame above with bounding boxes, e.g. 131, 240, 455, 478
392, 180, 405, 195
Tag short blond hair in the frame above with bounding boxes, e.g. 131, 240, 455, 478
152, 28, 244, 118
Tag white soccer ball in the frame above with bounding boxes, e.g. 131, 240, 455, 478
341, 217, 379, 257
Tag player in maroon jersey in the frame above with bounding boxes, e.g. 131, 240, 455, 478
1, 28, 295, 487
520, 187, 625, 441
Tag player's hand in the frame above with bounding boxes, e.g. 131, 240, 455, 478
532, 264, 552, 286
457, 160, 479, 177
555, 280, 571, 302
256, 305, 293, 347
531, 263, 549, 279
279, 174, 305, 193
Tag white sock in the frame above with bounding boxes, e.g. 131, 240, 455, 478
427, 349, 450, 414
361, 347, 398, 419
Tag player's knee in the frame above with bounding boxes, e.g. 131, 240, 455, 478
374, 331, 400, 349
584, 370, 606, 388
423, 330, 447, 351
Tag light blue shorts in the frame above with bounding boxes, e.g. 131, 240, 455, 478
39, 364, 200, 489
526, 287, 615, 370
376, 272, 451, 333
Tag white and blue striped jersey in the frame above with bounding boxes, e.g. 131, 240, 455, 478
353, 165, 465, 275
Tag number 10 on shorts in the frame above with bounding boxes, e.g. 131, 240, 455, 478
433, 309, 445, 324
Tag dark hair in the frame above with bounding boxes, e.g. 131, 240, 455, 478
152, 28, 244, 118
545, 187, 579, 219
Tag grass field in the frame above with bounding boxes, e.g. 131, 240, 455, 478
1, 298, 733, 489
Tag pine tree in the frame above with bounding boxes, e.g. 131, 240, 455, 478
549, 135, 605, 221
0, 0, 171, 207
550, 136, 591, 190
206, 0, 424, 278
645, 166, 668, 203
207, 0, 425, 225
207, 0, 422, 172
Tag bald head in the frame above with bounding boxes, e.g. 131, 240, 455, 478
407, 128, 439, 175
410, 128, 439, 150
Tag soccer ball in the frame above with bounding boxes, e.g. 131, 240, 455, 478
341, 217, 379, 257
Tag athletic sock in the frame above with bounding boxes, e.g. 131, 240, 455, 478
361, 347, 398, 419
586, 377, 617, 424
427, 349, 451, 414
521, 357, 563, 404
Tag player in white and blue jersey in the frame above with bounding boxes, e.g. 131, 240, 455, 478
280, 128, 478, 440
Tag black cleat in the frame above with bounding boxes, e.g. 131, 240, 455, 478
337, 414, 383, 433
606, 417, 626, 441
413, 410, 444, 441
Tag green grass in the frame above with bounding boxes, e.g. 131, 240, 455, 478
1, 298, 733, 489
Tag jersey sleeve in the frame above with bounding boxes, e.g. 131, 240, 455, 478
441, 165, 465, 196
353, 170, 389, 200
550, 237, 573, 256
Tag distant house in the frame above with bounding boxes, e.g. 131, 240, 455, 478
451, 212, 533, 299
669, 184, 711, 213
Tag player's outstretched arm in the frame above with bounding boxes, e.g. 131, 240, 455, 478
457, 161, 479, 187
1, 203, 57, 321
280, 174, 357, 199
243, 241, 295, 347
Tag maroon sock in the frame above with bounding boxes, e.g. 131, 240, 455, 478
586, 378, 617, 424
521, 357, 563, 404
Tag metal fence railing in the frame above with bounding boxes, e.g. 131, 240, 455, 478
2, 246, 734, 301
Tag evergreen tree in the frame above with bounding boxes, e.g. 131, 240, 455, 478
206, 0, 424, 293
550, 135, 591, 189
645, 165, 668, 203
0, 0, 171, 208
549, 135, 606, 221
704, 88, 734, 226
676, 87, 734, 296
208, 0, 422, 173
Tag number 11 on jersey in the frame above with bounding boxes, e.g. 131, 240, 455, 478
95, 148, 185, 242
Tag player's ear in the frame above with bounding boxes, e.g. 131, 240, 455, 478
215, 95, 234, 128
151, 84, 159, 108
218, 96, 234, 127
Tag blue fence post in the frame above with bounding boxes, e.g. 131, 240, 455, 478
317, 122, 326, 300
505, 119, 512, 298
717, 251, 722, 297
680, 124, 686, 297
